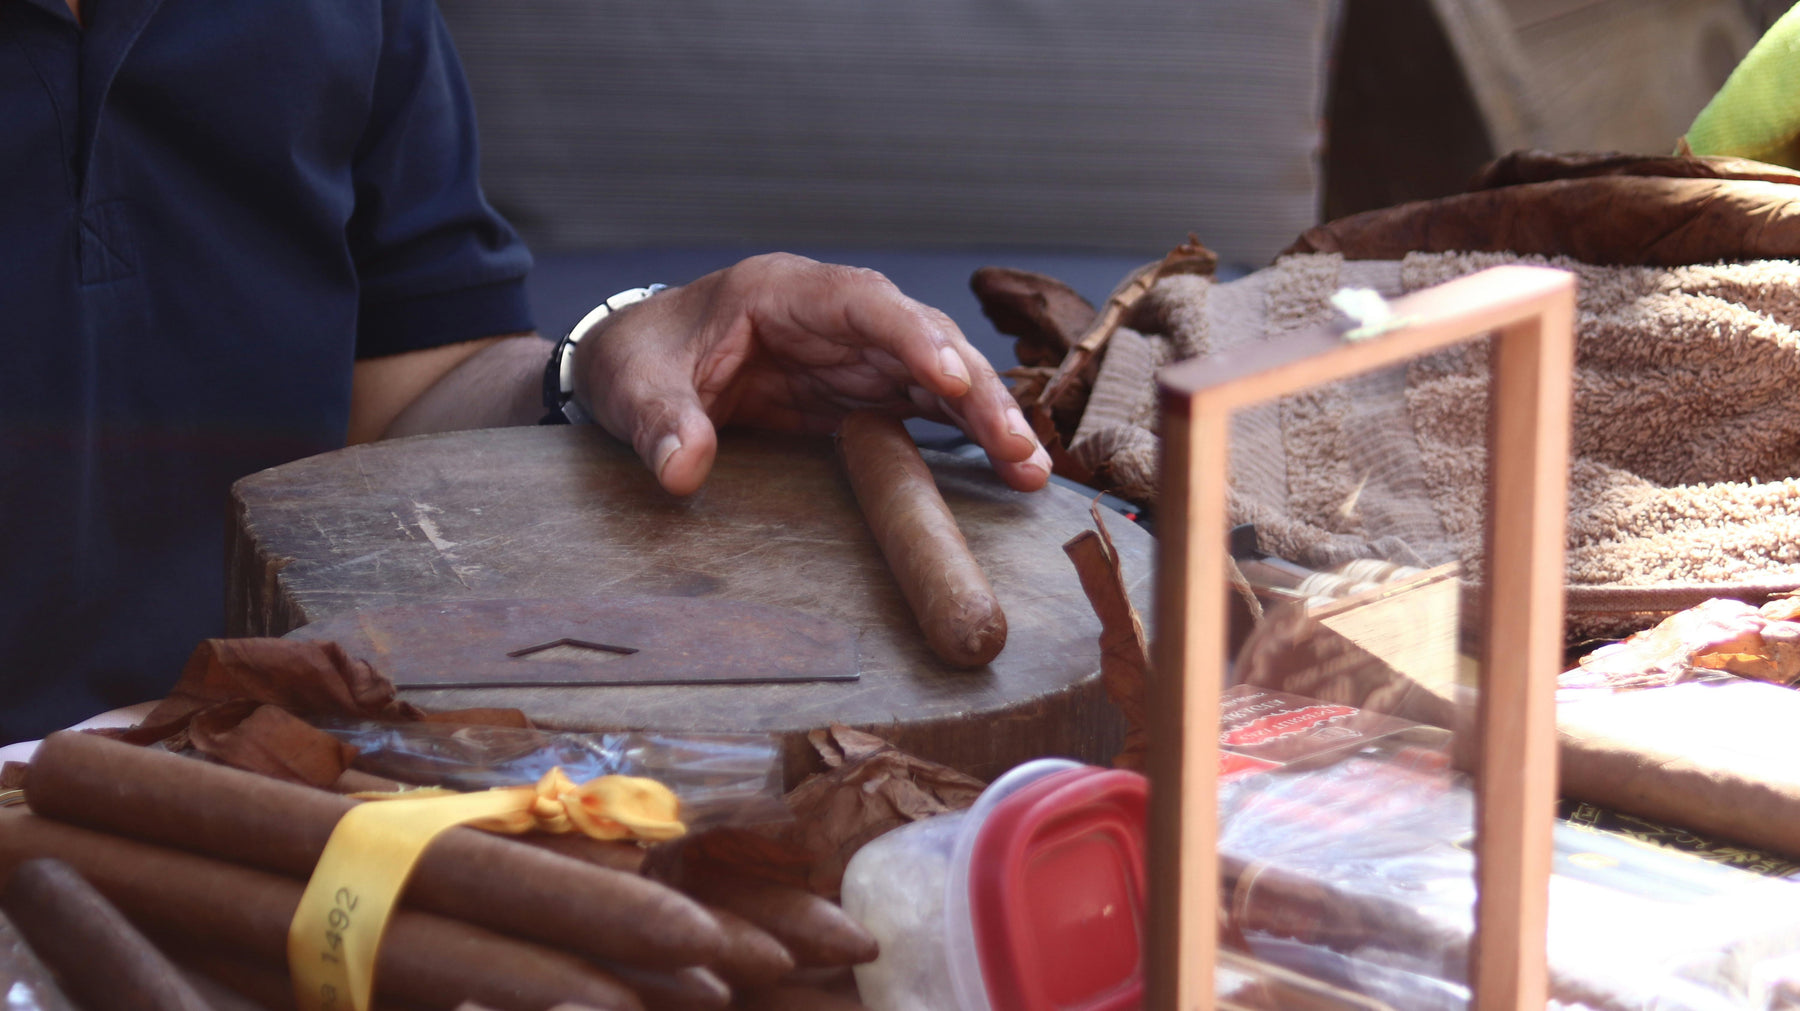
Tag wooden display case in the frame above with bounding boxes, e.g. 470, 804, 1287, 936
1151, 266, 1578, 1009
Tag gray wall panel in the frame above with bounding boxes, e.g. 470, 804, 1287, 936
441, 1, 1334, 264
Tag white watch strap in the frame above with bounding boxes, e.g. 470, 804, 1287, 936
553, 283, 667, 423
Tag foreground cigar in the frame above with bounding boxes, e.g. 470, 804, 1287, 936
734, 986, 871, 1011
837, 411, 1007, 667
679, 869, 878, 968
705, 907, 796, 988
26, 732, 720, 971
0, 858, 214, 1011
174, 965, 278, 1011
591, 965, 729, 1011
0, 809, 645, 1011
170, 948, 305, 1011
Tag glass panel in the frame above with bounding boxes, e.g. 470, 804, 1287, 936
1206, 317, 1800, 1010
1216, 346, 1484, 1010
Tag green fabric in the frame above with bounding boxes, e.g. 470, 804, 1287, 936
1682, 5, 1800, 168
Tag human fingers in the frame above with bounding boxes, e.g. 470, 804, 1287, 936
736, 255, 1043, 472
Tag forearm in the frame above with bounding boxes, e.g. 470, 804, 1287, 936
378, 334, 551, 439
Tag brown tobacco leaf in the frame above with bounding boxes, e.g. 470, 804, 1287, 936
673, 725, 986, 901
187, 702, 358, 788
123, 637, 423, 746
107, 637, 531, 786
1062, 504, 1152, 770
779, 726, 986, 899
1034, 235, 1218, 414
969, 266, 1097, 368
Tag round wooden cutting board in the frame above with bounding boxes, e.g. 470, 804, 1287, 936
229, 426, 1154, 781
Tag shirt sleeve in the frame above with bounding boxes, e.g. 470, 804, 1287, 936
348, 0, 535, 359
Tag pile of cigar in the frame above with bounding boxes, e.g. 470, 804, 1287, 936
0, 731, 877, 1011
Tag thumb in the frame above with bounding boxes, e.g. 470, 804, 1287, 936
640, 400, 719, 496
595, 369, 718, 496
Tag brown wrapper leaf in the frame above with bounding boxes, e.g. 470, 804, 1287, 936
969, 267, 1100, 369
1062, 504, 1152, 770
675, 725, 984, 901
1032, 236, 1216, 416
187, 702, 357, 789
776, 725, 986, 899
133, 638, 424, 741
103, 636, 532, 786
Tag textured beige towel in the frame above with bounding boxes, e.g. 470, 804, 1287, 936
1077, 252, 1800, 638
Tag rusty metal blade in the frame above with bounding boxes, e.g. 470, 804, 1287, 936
285, 596, 859, 687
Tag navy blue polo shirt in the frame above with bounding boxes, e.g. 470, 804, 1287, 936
0, 0, 534, 741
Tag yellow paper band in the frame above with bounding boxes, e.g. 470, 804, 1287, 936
288, 785, 531, 1011
287, 768, 685, 1011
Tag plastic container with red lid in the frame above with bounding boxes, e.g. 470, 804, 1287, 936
842, 758, 1148, 1011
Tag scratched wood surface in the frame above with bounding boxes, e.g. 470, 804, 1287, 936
227, 426, 1149, 782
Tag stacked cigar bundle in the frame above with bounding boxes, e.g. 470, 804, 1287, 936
0, 731, 877, 1011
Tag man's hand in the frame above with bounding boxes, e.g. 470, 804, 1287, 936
571, 253, 1052, 496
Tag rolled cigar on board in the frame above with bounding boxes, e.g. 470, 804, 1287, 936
0, 809, 646, 1011
25, 732, 721, 971
702, 907, 795, 989
837, 411, 1007, 667
678, 869, 877, 969
0, 858, 215, 1011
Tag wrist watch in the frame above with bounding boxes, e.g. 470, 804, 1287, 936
539, 283, 668, 425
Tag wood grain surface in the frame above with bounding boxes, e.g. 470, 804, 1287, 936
227, 426, 1150, 783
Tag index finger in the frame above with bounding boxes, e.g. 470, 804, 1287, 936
746, 258, 1046, 468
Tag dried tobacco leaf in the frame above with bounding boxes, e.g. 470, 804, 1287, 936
187, 703, 357, 788
669, 724, 986, 900
110, 637, 531, 784
1062, 504, 1152, 770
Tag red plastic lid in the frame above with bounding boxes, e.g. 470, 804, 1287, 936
967, 766, 1148, 1011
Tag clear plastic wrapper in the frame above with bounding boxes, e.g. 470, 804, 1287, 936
318, 719, 788, 830
1220, 735, 1800, 1010
1560, 597, 1800, 697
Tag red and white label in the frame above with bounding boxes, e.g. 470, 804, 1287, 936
1220, 703, 1358, 748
